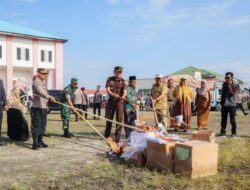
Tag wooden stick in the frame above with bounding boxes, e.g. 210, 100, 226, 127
125, 98, 190, 127
152, 102, 159, 125
33, 94, 141, 131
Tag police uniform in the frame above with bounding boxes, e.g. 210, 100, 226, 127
61, 78, 77, 138
31, 68, 50, 149
104, 66, 127, 142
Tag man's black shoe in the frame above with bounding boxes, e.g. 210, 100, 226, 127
32, 143, 42, 150
40, 140, 48, 148
68, 131, 74, 137
63, 129, 71, 138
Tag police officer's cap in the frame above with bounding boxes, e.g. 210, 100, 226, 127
37, 68, 49, 74
114, 66, 123, 72
129, 76, 136, 80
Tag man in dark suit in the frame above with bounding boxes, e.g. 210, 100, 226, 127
0, 79, 8, 145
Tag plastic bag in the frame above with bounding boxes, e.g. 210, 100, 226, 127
130, 132, 148, 148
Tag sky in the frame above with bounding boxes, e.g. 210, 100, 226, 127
1, 0, 250, 88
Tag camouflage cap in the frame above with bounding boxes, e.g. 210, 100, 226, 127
37, 68, 49, 74
71, 78, 78, 84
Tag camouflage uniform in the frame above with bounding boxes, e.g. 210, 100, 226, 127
60, 79, 77, 137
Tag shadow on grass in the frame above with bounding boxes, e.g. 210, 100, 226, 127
0, 136, 33, 149
50, 135, 108, 152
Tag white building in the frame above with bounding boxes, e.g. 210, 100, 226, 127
0, 20, 67, 95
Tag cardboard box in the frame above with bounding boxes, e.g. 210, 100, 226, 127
130, 149, 147, 167
146, 140, 175, 172
121, 147, 147, 167
174, 140, 218, 178
192, 130, 216, 143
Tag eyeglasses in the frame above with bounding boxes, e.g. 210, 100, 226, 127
225, 77, 231, 79
115, 71, 122, 73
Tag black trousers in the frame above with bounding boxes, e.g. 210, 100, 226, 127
31, 107, 47, 141
0, 108, 2, 136
124, 111, 136, 139
220, 106, 237, 135
74, 104, 83, 120
82, 105, 88, 119
237, 102, 246, 114
93, 103, 101, 117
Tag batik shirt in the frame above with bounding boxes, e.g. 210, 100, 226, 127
125, 85, 137, 113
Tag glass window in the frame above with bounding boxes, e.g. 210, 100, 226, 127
17, 48, 21, 60
49, 51, 52, 62
41, 50, 45, 62
25, 48, 29, 61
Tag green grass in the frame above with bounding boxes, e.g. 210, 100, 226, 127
1, 110, 250, 190
25, 138, 250, 190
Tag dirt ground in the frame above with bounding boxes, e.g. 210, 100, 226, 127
0, 109, 249, 189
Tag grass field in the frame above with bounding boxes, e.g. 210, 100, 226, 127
0, 109, 249, 190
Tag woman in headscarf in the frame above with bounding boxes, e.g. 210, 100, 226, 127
195, 80, 212, 129
7, 78, 30, 141
171, 78, 193, 132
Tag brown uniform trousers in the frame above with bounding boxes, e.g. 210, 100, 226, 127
104, 99, 124, 142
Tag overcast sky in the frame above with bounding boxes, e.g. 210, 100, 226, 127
1, 0, 250, 88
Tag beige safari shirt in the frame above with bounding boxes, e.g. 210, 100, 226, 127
151, 83, 167, 110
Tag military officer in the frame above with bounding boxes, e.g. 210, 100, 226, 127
61, 78, 78, 138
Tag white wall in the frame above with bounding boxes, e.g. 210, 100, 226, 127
12, 37, 33, 67
0, 35, 6, 66
38, 40, 55, 69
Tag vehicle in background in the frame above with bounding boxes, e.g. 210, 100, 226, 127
23, 95, 32, 110
211, 81, 222, 111
47, 90, 63, 113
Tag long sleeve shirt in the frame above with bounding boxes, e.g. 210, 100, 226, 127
32, 77, 50, 109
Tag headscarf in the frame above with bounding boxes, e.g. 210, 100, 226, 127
197, 80, 209, 98
14, 78, 27, 90
175, 79, 192, 103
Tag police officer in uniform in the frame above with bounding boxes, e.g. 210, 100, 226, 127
31, 68, 55, 150
61, 78, 78, 138
104, 66, 127, 142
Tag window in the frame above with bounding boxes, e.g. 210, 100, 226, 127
25, 48, 29, 61
41, 50, 53, 63
17, 47, 30, 61
17, 48, 21, 60
0, 45, 2, 59
41, 50, 45, 62
49, 51, 52, 62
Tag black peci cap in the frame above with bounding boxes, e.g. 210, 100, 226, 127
129, 76, 136, 80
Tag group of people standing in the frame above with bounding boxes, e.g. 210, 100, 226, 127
103, 67, 245, 142
0, 67, 247, 148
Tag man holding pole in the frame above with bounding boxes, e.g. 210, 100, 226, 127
151, 74, 168, 127
104, 66, 127, 142
61, 78, 78, 138
124, 76, 139, 139
31, 68, 55, 150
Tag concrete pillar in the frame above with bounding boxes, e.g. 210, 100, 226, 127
6, 36, 13, 95
54, 41, 64, 89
